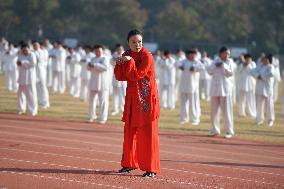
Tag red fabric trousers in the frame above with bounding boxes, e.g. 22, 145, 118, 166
121, 119, 160, 173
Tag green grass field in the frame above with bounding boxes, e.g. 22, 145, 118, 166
0, 74, 283, 144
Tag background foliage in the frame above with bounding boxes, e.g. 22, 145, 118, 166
0, 0, 284, 54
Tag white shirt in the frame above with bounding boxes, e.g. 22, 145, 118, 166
251, 64, 274, 97
111, 51, 127, 87
89, 56, 110, 91
179, 59, 203, 93
272, 57, 281, 82
51, 47, 66, 72
2, 48, 18, 72
207, 58, 234, 96
158, 56, 176, 85
81, 52, 95, 80
237, 61, 256, 92
200, 57, 212, 80
17, 52, 37, 85
69, 51, 81, 78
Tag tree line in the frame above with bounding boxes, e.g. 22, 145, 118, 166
0, 0, 283, 54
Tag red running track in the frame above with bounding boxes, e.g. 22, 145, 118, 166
0, 113, 283, 189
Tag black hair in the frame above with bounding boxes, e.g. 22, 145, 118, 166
164, 50, 170, 56
84, 45, 92, 50
244, 53, 252, 59
94, 44, 103, 49
219, 46, 229, 53
266, 54, 273, 64
115, 43, 123, 49
127, 29, 143, 42
21, 43, 29, 49
185, 49, 197, 55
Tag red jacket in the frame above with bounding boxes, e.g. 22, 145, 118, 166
114, 47, 160, 127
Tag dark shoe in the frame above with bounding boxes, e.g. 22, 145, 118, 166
118, 167, 136, 174
142, 171, 156, 177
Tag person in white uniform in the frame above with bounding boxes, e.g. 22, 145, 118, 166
33, 41, 50, 108
158, 50, 176, 110
2, 44, 18, 92
80, 45, 95, 101
272, 56, 281, 102
251, 54, 275, 127
207, 47, 234, 138
179, 49, 203, 125
174, 49, 186, 103
199, 51, 212, 101
88, 44, 110, 124
67, 47, 82, 97
50, 42, 66, 94
17, 43, 38, 116
110, 44, 126, 115
237, 53, 256, 118
44, 39, 53, 88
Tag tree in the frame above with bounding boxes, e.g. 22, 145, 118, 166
155, 2, 209, 42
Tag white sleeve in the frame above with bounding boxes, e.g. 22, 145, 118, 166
21, 53, 36, 69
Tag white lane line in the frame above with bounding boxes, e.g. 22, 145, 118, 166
0, 170, 128, 189
0, 148, 283, 188
0, 157, 222, 189
2, 138, 284, 177
0, 148, 119, 164
1, 138, 121, 155
1, 130, 283, 170
2, 122, 284, 158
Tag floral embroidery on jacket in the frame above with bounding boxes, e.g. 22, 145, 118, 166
138, 77, 151, 112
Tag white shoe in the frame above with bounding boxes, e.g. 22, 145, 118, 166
191, 121, 200, 126
224, 133, 233, 139
208, 130, 219, 137
98, 120, 106, 124
257, 121, 264, 125
18, 111, 25, 115
88, 118, 94, 123
42, 105, 50, 109
31, 112, 37, 116
111, 111, 119, 116
179, 120, 188, 125
268, 120, 274, 127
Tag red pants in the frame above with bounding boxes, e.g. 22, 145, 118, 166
121, 119, 160, 173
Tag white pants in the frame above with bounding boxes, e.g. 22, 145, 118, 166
65, 64, 71, 88
112, 86, 126, 113
4, 70, 18, 92
17, 84, 38, 114
256, 94, 275, 123
159, 84, 175, 109
273, 80, 279, 102
200, 79, 210, 101
52, 71, 65, 93
210, 96, 234, 135
238, 90, 256, 118
46, 64, 53, 88
36, 81, 50, 107
180, 92, 200, 123
80, 79, 89, 101
69, 77, 81, 97
89, 90, 109, 122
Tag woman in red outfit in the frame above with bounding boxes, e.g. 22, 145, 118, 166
114, 29, 160, 177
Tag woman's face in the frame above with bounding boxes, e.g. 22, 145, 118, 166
128, 34, 143, 52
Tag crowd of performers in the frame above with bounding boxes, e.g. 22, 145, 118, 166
0, 37, 283, 139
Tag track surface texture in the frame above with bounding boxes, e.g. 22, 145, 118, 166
0, 113, 283, 189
